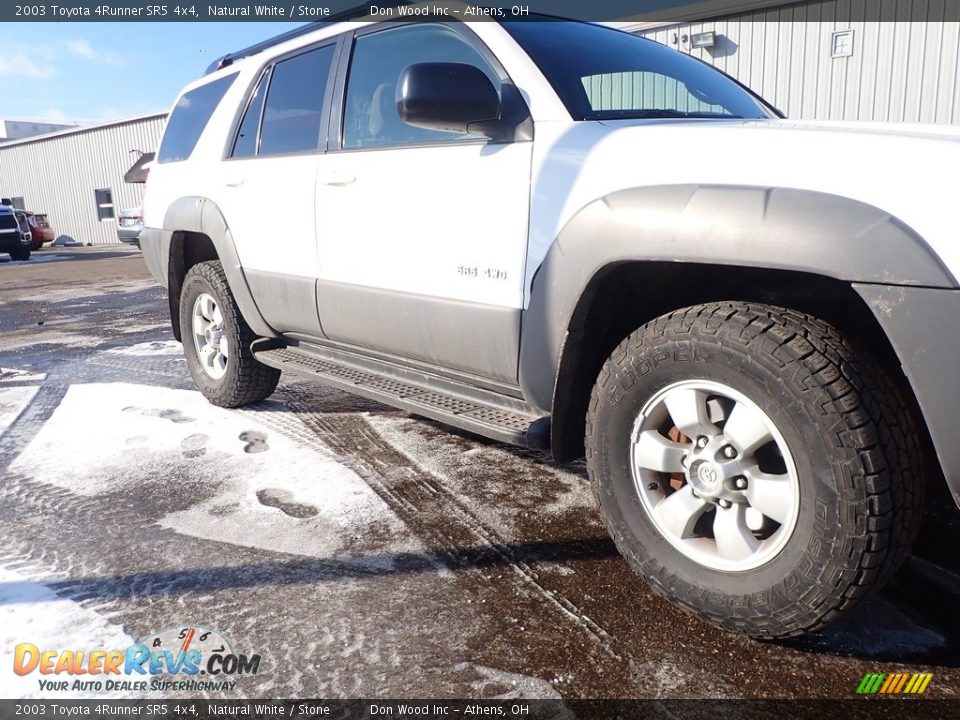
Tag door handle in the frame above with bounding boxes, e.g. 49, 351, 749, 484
224, 176, 245, 187
319, 170, 356, 186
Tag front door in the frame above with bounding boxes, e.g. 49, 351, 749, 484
315, 23, 532, 385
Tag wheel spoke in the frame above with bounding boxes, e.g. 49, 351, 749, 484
219, 337, 229, 359
193, 312, 210, 336
744, 467, 794, 525
200, 295, 216, 322
713, 503, 760, 561
654, 486, 710, 539
634, 430, 688, 473
663, 388, 713, 438
200, 345, 217, 372
723, 401, 774, 455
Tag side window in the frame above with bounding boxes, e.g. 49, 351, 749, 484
343, 24, 499, 150
158, 73, 237, 163
259, 44, 336, 156
231, 70, 269, 158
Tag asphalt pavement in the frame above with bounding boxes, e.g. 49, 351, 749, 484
1, 246, 959, 701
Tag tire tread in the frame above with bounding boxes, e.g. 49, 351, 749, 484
585, 302, 924, 639
181, 261, 280, 408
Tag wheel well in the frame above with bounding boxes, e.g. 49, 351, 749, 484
551, 261, 929, 463
167, 231, 219, 341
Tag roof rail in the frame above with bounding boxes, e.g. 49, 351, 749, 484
204, 1, 415, 74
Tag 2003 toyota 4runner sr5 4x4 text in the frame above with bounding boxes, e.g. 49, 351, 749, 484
141, 13, 960, 640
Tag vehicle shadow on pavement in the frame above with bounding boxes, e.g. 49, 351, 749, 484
0, 537, 619, 605
787, 483, 960, 666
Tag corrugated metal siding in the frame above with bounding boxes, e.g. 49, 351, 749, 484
0, 114, 166, 246
638, 0, 960, 124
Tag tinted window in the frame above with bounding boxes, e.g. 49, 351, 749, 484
231, 70, 269, 158
158, 73, 237, 163
343, 24, 499, 149
259, 44, 335, 156
504, 22, 771, 121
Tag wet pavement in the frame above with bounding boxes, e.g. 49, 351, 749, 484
1, 246, 960, 700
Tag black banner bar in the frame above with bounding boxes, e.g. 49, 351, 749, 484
4, 0, 960, 23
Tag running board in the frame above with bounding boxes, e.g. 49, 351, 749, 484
253, 342, 550, 449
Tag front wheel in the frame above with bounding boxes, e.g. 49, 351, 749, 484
179, 260, 280, 408
586, 302, 924, 639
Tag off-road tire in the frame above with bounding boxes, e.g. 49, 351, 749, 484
585, 302, 924, 639
9, 247, 30, 261
180, 260, 280, 408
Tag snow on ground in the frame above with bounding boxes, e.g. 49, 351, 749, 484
1, 322, 170, 352
21, 279, 156, 305
0, 386, 38, 436
0, 368, 47, 384
11, 383, 434, 568
105, 340, 182, 357
0, 567, 135, 699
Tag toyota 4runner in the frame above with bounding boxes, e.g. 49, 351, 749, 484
142, 10, 960, 640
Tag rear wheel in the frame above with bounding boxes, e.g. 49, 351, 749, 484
179, 260, 280, 408
9, 247, 30, 261
585, 302, 924, 639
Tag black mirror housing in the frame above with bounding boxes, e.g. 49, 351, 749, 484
397, 62, 501, 137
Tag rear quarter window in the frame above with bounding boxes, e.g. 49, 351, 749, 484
158, 73, 238, 163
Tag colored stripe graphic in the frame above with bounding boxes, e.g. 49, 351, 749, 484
879, 674, 898, 693
857, 672, 933, 695
857, 673, 885, 694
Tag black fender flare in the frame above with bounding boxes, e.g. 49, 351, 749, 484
159, 196, 277, 340
518, 184, 956, 451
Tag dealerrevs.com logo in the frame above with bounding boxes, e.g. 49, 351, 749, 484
13, 625, 261, 693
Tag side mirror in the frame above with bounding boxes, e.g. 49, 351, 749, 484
397, 62, 501, 137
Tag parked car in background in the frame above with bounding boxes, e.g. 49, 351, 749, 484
0, 206, 31, 260
117, 206, 143, 246
13, 210, 32, 249
23, 211, 55, 250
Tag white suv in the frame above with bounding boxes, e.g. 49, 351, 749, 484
142, 11, 960, 640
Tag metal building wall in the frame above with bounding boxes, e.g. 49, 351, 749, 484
0, 113, 166, 246
637, 0, 960, 124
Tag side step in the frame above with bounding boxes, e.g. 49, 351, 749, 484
254, 342, 550, 449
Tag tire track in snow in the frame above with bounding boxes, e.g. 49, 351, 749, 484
0, 384, 68, 473
261, 389, 623, 661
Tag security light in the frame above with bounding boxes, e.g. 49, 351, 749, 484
691, 31, 717, 49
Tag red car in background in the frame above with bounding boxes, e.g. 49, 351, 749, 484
23, 211, 55, 250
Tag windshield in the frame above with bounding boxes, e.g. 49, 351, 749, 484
503, 22, 774, 121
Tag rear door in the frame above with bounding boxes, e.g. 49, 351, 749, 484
216, 38, 340, 338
